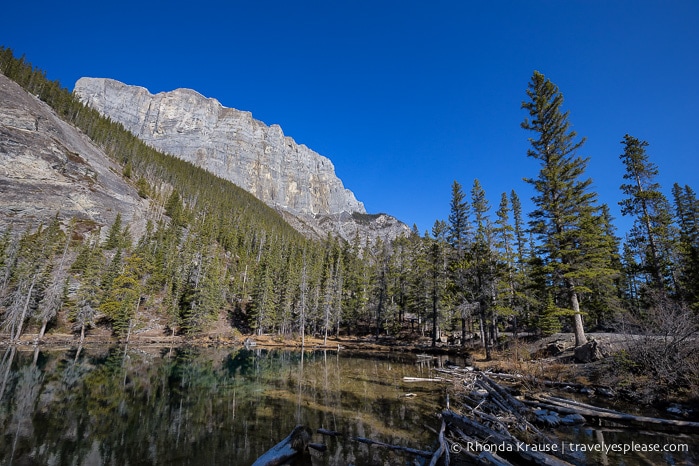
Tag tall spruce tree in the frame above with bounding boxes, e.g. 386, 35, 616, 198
619, 135, 675, 294
447, 181, 472, 344
521, 71, 610, 347
429, 221, 449, 347
672, 183, 699, 307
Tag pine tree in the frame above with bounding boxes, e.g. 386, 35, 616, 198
619, 135, 675, 294
35, 222, 73, 339
447, 181, 472, 344
104, 213, 124, 250
428, 221, 449, 347
70, 235, 103, 343
672, 183, 699, 307
494, 192, 519, 335
470, 179, 499, 358
405, 227, 430, 337
99, 254, 145, 339
521, 71, 610, 347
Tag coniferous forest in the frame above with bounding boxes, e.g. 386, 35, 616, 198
1, 47, 698, 398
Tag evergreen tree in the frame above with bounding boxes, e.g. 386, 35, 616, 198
70, 234, 104, 343
494, 192, 519, 335
448, 181, 471, 254
405, 227, 430, 337
521, 71, 611, 346
35, 222, 73, 339
99, 254, 146, 339
428, 221, 449, 347
672, 183, 699, 307
447, 181, 472, 344
619, 135, 675, 294
104, 213, 125, 250
470, 179, 499, 358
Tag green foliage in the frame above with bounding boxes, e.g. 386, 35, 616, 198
522, 70, 619, 345
135, 176, 150, 198
672, 183, 699, 308
619, 135, 675, 293
538, 294, 564, 337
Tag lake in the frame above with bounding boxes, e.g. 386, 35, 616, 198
2, 345, 697, 466
0, 345, 452, 465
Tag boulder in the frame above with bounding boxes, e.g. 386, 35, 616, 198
574, 338, 604, 363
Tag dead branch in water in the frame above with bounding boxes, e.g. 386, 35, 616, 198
251, 425, 313, 466
528, 394, 699, 434
352, 436, 434, 458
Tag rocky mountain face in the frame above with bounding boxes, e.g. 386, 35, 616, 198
73, 77, 409, 243
0, 73, 148, 237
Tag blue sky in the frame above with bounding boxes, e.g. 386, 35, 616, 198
4, 1, 698, 236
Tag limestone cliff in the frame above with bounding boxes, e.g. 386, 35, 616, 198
0, 73, 148, 236
73, 77, 409, 242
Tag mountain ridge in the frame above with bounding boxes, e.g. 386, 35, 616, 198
73, 77, 409, 243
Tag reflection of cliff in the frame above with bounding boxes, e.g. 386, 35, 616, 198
74, 78, 410, 243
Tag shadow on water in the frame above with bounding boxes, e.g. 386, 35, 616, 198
0, 346, 451, 465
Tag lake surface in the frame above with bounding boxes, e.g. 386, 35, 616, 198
2, 345, 697, 466
0, 345, 452, 465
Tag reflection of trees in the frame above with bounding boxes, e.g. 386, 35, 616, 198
0, 348, 439, 465
1, 348, 41, 463
0, 346, 17, 400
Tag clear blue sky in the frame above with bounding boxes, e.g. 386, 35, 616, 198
4, 1, 698, 236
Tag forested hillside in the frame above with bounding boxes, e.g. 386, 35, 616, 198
1, 48, 698, 397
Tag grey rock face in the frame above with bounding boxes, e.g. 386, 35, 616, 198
0, 73, 148, 237
74, 77, 409, 242
74, 78, 363, 216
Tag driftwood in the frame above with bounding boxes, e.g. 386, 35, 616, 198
449, 425, 514, 466
428, 419, 449, 466
443, 410, 575, 466
434, 365, 699, 466
403, 376, 445, 382
353, 436, 434, 458
485, 371, 618, 395
317, 427, 439, 460
316, 428, 342, 437
251, 425, 313, 466
528, 394, 699, 434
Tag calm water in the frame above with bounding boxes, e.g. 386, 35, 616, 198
0, 345, 451, 465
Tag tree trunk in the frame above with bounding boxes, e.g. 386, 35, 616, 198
461, 316, 467, 347
252, 425, 312, 466
568, 282, 587, 347
12, 277, 37, 342
38, 319, 48, 340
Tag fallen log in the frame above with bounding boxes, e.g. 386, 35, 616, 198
316, 428, 342, 437
530, 394, 699, 434
449, 425, 514, 466
404, 376, 445, 382
442, 410, 576, 466
471, 375, 556, 446
485, 371, 617, 395
251, 425, 313, 466
353, 436, 433, 458
428, 419, 449, 466
479, 375, 528, 415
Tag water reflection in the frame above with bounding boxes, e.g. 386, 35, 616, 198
0, 346, 448, 465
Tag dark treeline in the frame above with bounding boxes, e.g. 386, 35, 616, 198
1, 49, 698, 365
